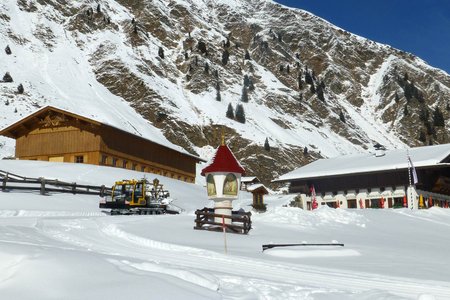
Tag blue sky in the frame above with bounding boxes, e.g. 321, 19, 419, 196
275, 0, 450, 74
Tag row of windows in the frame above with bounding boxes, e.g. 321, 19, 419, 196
100, 155, 193, 182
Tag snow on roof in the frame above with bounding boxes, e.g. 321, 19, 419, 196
246, 183, 268, 193
201, 143, 245, 176
241, 176, 259, 183
275, 144, 450, 182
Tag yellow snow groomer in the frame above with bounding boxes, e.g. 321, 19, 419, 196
99, 178, 176, 215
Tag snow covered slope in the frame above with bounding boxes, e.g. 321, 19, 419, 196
0, 160, 450, 299
1, 0, 450, 183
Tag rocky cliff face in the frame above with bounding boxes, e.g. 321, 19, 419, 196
1, 0, 450, 185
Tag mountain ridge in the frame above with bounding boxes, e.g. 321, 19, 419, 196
1, 0, 450, 185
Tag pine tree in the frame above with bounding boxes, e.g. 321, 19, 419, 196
418, 130, 427, 143
5, 45, 11, 55
248, 78, 255, 91
158, 47, 164, 59
286, 65, 290, 74
339, 111, 346, 123
316, 84, 325, 102
304, 71, 313, 85
222, 49, 229, 65
3, 72, 13, 82
224, 37, 230, 48
264, 138, 270, 151
96, 4, 101, 13
216, 89, 221, 101
243, 75, 250, 87
309, 81, 315, 94
216, 82, 221, 101
303, 147, 308, 155
433, 107, 445, 127
241, 87, 249, 103
17, 83, 24, 94
394, 92, 400, 103
404, 105, 409, 116
244, 50, 251, 60
235, 104, 246, 123
226, 103, 234, 119
204, 62, 209, 73
197, 41, 207, 54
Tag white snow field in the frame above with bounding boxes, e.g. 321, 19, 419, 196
0, 160, 449, 300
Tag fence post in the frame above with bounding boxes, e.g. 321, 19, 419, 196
72, 182, 76, 194
40, 177, 45, 195
100, 185, 105, 197
2, 173, 8, 192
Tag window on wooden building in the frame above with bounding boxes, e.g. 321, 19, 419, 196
122, 160, 128, 169
100, 155, 107, 165
112, 158, 118, 167
75, 155, 84, 163
141, 166, 146, 172
132, 163, 137, 170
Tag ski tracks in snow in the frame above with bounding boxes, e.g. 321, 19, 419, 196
35, 217, 450, 300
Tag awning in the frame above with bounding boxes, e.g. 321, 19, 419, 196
393, 188, 405, 197
346, 190, 357, 199
356, 192, 368, 199
381, 190, 393, 198
323, 193, 334, 201
368, 190, 381, 199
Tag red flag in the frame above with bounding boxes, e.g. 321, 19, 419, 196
310, 185, 318, 210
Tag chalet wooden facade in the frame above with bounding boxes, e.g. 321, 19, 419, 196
274, 144, 450, 209
0, 106, 203, 182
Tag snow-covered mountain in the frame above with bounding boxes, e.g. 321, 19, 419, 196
2, 0, 450, 184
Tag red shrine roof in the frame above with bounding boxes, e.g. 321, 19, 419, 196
201, 144, 245, 176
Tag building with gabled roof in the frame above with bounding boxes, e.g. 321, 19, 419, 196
201, 142, 245, 176
274, 144, 450, 209
0, 106, 204, 182
240, 176, 260, 190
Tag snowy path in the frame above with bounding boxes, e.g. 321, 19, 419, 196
13, 216, 446, 300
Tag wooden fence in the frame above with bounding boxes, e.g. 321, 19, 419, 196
194, 207, 252, 234
0, 170, 111, 196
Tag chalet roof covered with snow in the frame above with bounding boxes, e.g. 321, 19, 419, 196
241, 176, 260, 183
275, 144, 450, 182
201, 143, 245, 176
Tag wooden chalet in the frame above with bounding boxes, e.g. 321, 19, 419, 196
0, 106, 203, 182
274, 144, 450, 209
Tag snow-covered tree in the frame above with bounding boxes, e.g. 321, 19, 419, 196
264, 138, 270, 151
235, 104, 245, 123
226, 103, 234, 119
241, 87, 249, 103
